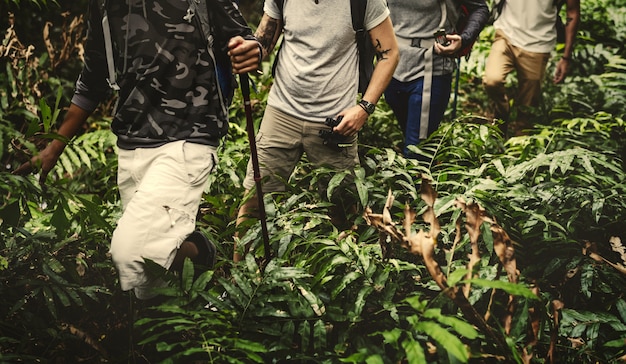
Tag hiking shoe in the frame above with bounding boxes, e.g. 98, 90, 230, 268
186, 230, 217, 269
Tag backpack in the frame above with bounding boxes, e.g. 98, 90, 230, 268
190, 0, 241, 107
98, 0, 241, 110
433, 1, 479, 60
272, 0, 374, 94
453, 4, 474, 59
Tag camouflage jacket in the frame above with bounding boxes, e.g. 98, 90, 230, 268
72, 0, 253, 149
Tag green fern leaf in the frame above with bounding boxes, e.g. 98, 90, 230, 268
401, 335, 427, 364
415, 321, 468, 362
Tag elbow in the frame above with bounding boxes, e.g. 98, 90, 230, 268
392, 49, 400, 70
388, 38, 400, 69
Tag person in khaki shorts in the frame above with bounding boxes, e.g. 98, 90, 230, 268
234, 0, 399, 262
483, 0, 580, 137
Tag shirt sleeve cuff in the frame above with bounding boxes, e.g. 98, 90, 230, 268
71, 94, 99, 113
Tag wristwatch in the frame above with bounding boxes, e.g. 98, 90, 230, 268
358, 99, 376, 116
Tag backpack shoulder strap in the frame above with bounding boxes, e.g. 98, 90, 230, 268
187, 0, 212, 45
270, 0, 286, 77
276, 0, 284, 16
97, 0, 107, 15
350, 0, 366, 33
99, 0, 120, 91
351, 0, 375, 95
490, 0, 506, 23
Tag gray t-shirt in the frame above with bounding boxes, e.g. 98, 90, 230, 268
387, 0, 461, 81
264, 0, 389, 123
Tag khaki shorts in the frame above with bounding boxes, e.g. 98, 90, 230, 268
111, 141, 217, 299
243, 105, 359, 193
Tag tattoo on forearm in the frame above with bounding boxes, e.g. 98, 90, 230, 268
255, 18, 280, 53
374, 38, 391, 61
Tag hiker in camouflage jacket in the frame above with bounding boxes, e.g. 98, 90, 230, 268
15, 0, 261, 300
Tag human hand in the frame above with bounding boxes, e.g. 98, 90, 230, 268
434, 34, 462, 56
332, 105, 367, 137
12, 140, 66, 185
228, 36, 262, 74
553, 57, 571, 84
14, 103, 90, 185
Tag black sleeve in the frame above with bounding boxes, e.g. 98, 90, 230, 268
459, 0, 490, 49
72, 0, 111, 111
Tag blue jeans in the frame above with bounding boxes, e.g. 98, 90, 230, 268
384, 74, 452, 158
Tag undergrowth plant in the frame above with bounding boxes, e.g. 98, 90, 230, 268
1, 0, 625, 363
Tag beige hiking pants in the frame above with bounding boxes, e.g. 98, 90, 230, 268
483, 30, 551, 135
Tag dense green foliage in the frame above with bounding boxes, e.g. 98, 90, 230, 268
1, 0, 626, 363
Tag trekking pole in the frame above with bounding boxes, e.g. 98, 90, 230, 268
239, 73, 271, 266
452, 57, 461, 120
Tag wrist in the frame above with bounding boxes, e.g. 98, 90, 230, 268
47, 139, 68, 157
254, 39, 264, 68
358, 99, 376, 116
357, 102, 368, 115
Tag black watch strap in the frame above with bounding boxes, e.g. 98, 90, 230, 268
359, 99, 376, 115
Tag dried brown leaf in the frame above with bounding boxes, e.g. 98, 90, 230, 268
383, 189, 394, 225
403, 202, 415, 237
365, 183, 514, 359
568, 337, 585, 348
492, 224, 519, 283
584, 240, 626, 275
43, 22, 55, 67
610, 236, 626, 264
420, 177, 441, 238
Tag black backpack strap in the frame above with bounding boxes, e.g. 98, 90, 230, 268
201, 0, 252, 108
98, 0, 107, 15
351, 0, 373, 94
276, 0, 284, 15
271, 0, 286, 77
350, 0, 366, 34
490, 0, 505, 23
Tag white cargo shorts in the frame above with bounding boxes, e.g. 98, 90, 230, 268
110, 140, 217, 299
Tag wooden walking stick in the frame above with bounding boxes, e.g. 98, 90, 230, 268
239, 73, 271, 266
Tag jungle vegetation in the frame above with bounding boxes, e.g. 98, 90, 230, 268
1, 0, 625, 363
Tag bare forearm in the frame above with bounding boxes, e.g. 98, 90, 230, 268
254, 13, 282, 60
57, 104, 91, 142
362, 17, 399, 104
47, 104, 91, 153
13, 102, 92, 177
563, 0, 581, 58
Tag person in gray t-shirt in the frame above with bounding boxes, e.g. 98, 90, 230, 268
234, 0, 399, 262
